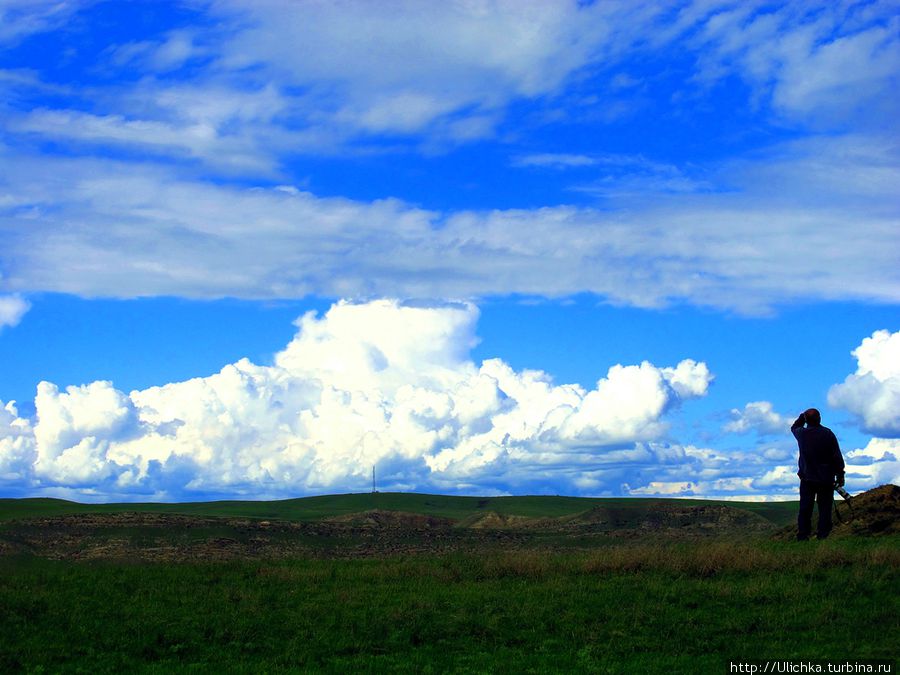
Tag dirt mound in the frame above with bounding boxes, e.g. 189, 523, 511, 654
459, 512, 547, 529
8, 512, 259, 529
772, 484, 899, 540
645, 504, 772, 530
566, 504, 772, 532
0, 512, 325, 560
832, 484, 899, 536
458, 503, 772, 533
0, 511, 479, 561
565, 506, 637, 529
323, 509, 453, 529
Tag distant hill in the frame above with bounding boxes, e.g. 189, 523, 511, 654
4, 489, 896, 562
0, 491, 799, 527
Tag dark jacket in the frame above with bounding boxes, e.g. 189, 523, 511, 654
791, 416, 845, 484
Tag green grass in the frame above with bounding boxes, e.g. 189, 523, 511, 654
1, 537, 897, 674
0, 492, 800, 526
2, 493, 874, 671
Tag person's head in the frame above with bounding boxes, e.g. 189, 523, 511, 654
804, 408, 821, 426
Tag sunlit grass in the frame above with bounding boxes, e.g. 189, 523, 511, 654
1, 536, 896, 673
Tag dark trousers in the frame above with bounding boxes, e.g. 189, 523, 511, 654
798, 480, 834, 540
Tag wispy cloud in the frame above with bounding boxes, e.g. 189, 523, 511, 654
10, 108, 275, 172
0, 294, 29, 330
107, 30, 205, 74
6, 1, 895, 165
0, 0, 88, 46
1, 132, 897, 314
511, 153, 598, 169
685, 1, 900, 127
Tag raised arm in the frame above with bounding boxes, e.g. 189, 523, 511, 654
792, 414, 806, 478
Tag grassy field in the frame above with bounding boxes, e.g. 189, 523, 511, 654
0, 493, 894, 673
1, 538, 897, 673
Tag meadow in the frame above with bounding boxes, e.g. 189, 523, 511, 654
0, 492, 896, 674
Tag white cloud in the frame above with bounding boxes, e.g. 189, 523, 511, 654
1, 136, 897, 314
33, 380, 140, 484
627, 480, 694, 496
724, 401, 790, 436
2, 1, 896, 167
844, 438, 900, 489
0, 294, 29, 329
686, 1, 900, 127
621, 443, 807, 500
624, 468, 799, 501
0, 400, 34, 482
828, 329, 900, 437
11, 95, 281, 173
189, 1, 900, 142
207, 0, 660, 140
3, 1, 655, 160
10, 306, 888, 503
513, 152, 713, 197
7, 0, 891, 164
512, 153, 598, 169
1, 5, 896, 317
0, 0, 86, 46
108, 30, 202, 73
0, 299, 715, 499
753, 465, 797, 489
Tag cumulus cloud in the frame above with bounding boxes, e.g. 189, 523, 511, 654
828, 330, 900, 437
0, 401, 34, 482
0, 294, 29, 329
0, 299, 714, 500
724, 401, 790, 436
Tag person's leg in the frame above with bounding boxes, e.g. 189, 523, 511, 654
797, 480, 814, 540
816, 483, 834, 539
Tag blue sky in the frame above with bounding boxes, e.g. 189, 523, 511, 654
0, 0, 898, 502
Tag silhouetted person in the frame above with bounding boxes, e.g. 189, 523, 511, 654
791, 408, 845, 540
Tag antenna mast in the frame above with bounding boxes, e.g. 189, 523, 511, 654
372, 465, 376, 493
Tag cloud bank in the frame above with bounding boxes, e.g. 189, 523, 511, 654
1, 137, 897, 314
0, 299, 716, 500
3, 302, 896, 500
